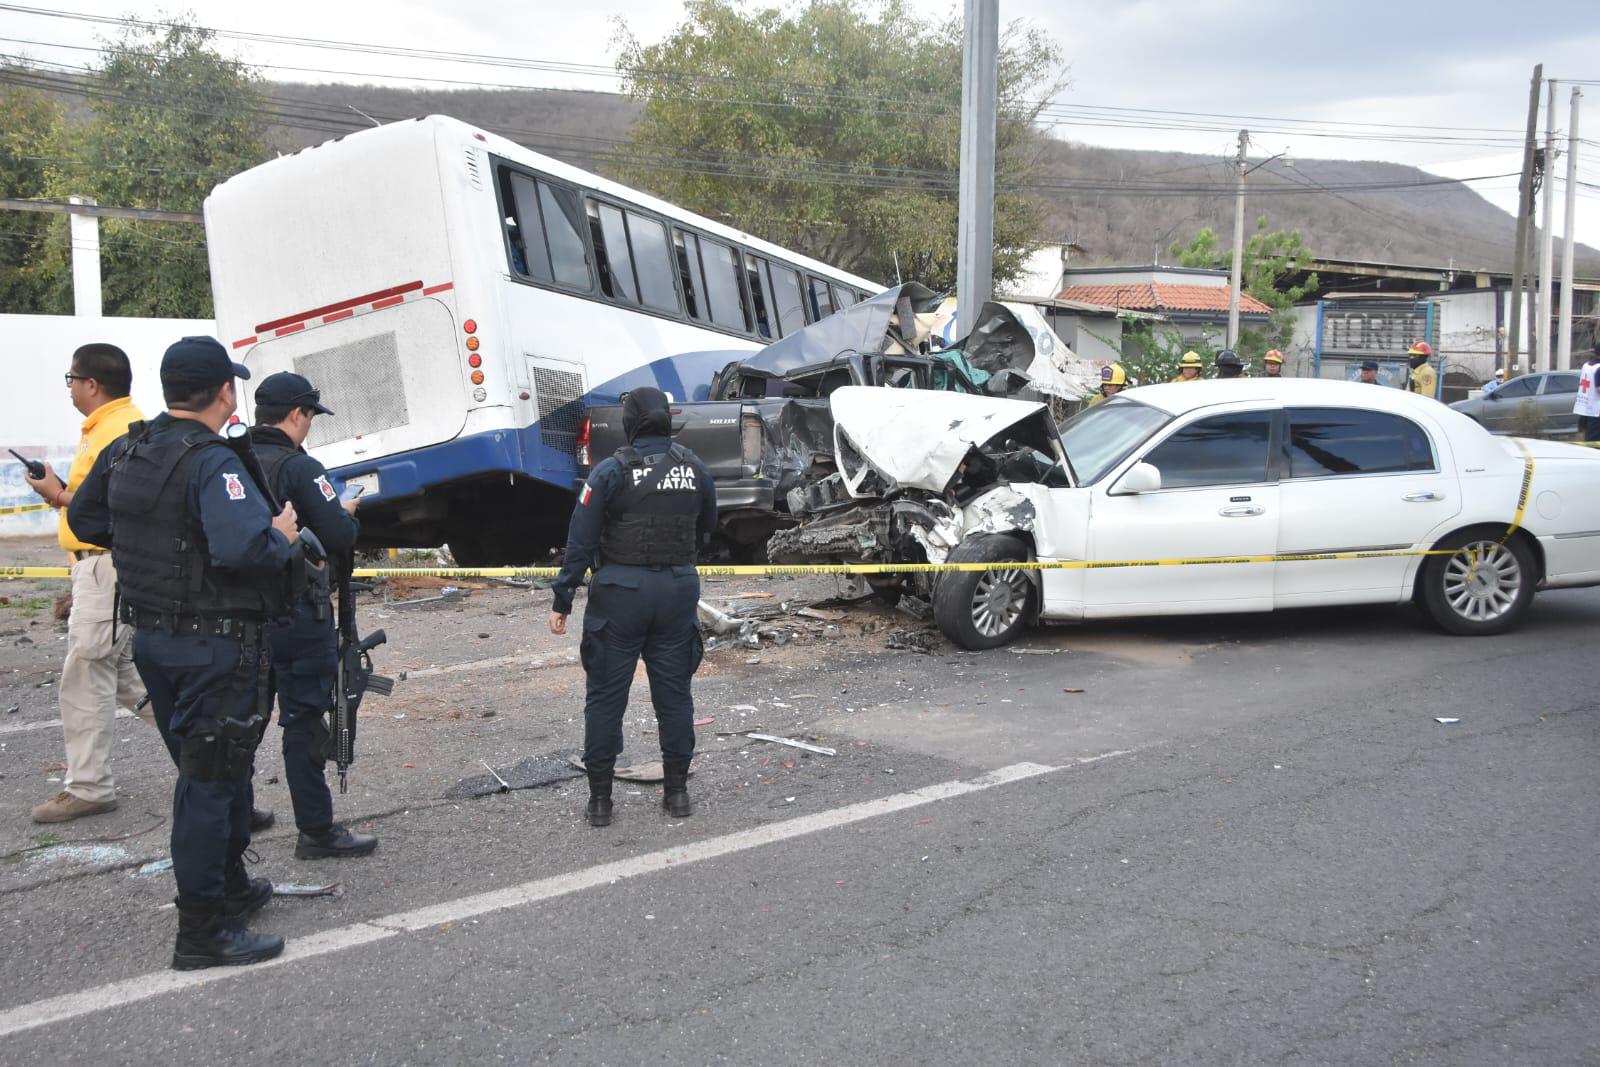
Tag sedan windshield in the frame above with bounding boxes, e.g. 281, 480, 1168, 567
1059, 398, 1171, 484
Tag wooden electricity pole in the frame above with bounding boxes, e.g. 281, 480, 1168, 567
1507, 63, 1543, 372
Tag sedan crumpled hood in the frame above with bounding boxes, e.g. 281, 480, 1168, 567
828, 386, 1062, 494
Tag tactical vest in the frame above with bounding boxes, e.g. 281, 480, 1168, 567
251, 430, 340, 607
107, 419, 285, 621
599, 444, 702, 566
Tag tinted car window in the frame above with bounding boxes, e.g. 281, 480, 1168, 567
1494, 375, 1538, 398
1142, 412, 1273, 488
1286, 407, 1434, 477
1544, 373, 1579, 395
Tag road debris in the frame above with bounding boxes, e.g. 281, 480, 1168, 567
481, 760, 512, 793
747, 733, 837, 756
273, 882, 341, 897
1012, 647, 1059, 655
1434, 717, 1461, 725
693, 716, 716, 726
1063, 688, 1085, 694
446, 752, 585, 799
886, 629, 937, 654
138, 858, 174, 875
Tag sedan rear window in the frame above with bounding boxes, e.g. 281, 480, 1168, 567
1286, 407, 1435, 478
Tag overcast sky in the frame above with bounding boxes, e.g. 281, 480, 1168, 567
6, 0, 1598, 247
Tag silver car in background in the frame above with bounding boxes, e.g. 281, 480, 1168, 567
1449, 371, 1581, 437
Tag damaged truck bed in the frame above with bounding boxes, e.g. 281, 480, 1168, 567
585, 283, 1041, 554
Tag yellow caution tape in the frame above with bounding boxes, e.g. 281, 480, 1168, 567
4, 548, 1462, 582
1505, 439, 1535, 542
0, 501, 54, 517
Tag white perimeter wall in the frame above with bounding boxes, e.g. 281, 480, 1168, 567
1, 314, 213, 539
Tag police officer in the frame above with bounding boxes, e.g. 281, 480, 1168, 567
1171, 352, 1204, 382
1358, 359, 1381, 384
68, 336, 299, 969
548, 388, 717, 828
249, 372, 377, 860
1215, 349, 1245, 379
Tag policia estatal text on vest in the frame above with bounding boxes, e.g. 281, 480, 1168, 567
69, 336, 304, 970
249, 371, 378, 860
549, 388, 719, 828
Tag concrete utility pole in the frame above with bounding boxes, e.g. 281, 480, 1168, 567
1557, 87, 1582, 370
955, 0, 998, 314
1537, 79, 1557, 373
1508, 63, 1543, 372
67, 195, 102, 318
1227, 129, 1249, 348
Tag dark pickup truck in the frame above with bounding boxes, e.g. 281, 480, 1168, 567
585, 284, 1037, 555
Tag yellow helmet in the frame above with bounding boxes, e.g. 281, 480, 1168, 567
1263, 349, 1284, 365
1101, 363, 1128, 387
1179, 352, 1203, 368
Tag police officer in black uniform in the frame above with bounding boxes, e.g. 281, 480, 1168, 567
68, 337, 299, 969
549, 388, 717, 828
248, 372, 378, 860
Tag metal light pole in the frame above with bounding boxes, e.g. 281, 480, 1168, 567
1557, 87, 1582, 369
956, 0, 999, 313
1227, 130, 1249, 348
1508, 63, 1543, 370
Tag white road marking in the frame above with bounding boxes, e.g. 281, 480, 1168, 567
0, 756, 1133, 1038
0, 708, 137, 736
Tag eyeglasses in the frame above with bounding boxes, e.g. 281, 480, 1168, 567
64, 373, 92, 385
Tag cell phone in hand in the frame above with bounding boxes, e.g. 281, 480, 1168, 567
8, 448, 46, 480
339, 482, 366, 502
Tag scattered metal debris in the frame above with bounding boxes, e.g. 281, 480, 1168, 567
138, 858, 174, 875
1435, 717, 1461, 725
747, 733, 837, 756
273, 882, 341, 897
481, 760, 512, 793
886, 629, 937, 654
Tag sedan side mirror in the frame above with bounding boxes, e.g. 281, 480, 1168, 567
1119, 462, 1162, 494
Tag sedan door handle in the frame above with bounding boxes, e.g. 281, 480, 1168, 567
1219, 505, 1265, 517
1403, 491, 1443, 502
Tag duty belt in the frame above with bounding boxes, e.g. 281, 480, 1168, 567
117, 602, 265, 638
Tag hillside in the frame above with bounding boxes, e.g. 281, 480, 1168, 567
249, 81, 1596, 278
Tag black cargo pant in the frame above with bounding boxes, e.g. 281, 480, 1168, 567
579, 563, 703, 773
133, 629, 264, 905
268, 600, 337, 834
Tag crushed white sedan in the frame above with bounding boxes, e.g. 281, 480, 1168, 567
767, 380, 1600, 649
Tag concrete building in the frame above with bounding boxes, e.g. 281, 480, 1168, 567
1054, 265, 1272, 345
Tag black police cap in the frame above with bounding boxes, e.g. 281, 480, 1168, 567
1360, 360, 1380, 371
161, 336, 249, 391
255, 370, 334, 415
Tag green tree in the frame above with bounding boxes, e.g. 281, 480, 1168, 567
0, 73, 71, 313
613, 0, 1065, 292
1170, 215, 1319, 364
30, 19, 269, 317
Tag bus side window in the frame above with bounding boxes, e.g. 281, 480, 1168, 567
832, 284, 858, 310
674, 230, 705, 320
588, 201, 639, 303
744, 254, 775, 339
538, 182, 591, 290
700, 236, 750, 333
626, 211, 681, 313
808, 275, 835, 320
768, 262, 807, 337
503, 171, 550, 282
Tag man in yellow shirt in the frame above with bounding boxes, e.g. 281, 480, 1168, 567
23, 344, 146, 822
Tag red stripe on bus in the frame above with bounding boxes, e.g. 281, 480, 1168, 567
422, 282, 454, 296
371, 295, 406, 311
254, 280, 424, 333
275, 323, 306, 338
232, 336, 257, 349
323, 309, 355, 324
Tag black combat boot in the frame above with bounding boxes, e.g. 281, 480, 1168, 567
250, 808, 275, 832
222, 863, 273, 928
294, 824, 379, 860
586, 769, 614, 828
662, 758, 692, 818
172, 899, 284, 971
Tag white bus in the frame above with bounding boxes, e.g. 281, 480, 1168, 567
204, 114, 879, 563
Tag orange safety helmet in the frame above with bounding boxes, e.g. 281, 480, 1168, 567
1263, 350, 1284, 365
1407, 340, 1434, 358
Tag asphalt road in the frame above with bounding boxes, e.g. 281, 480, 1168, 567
1, 586, 1596, 1064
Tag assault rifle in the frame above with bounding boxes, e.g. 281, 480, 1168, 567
333, 566, 392, 792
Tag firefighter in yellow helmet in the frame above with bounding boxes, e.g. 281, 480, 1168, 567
1087, 363, 1127, 406
1406, 340, 1438, 398
1261, 350, 1285, 377
1171, 351, 1204, 382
